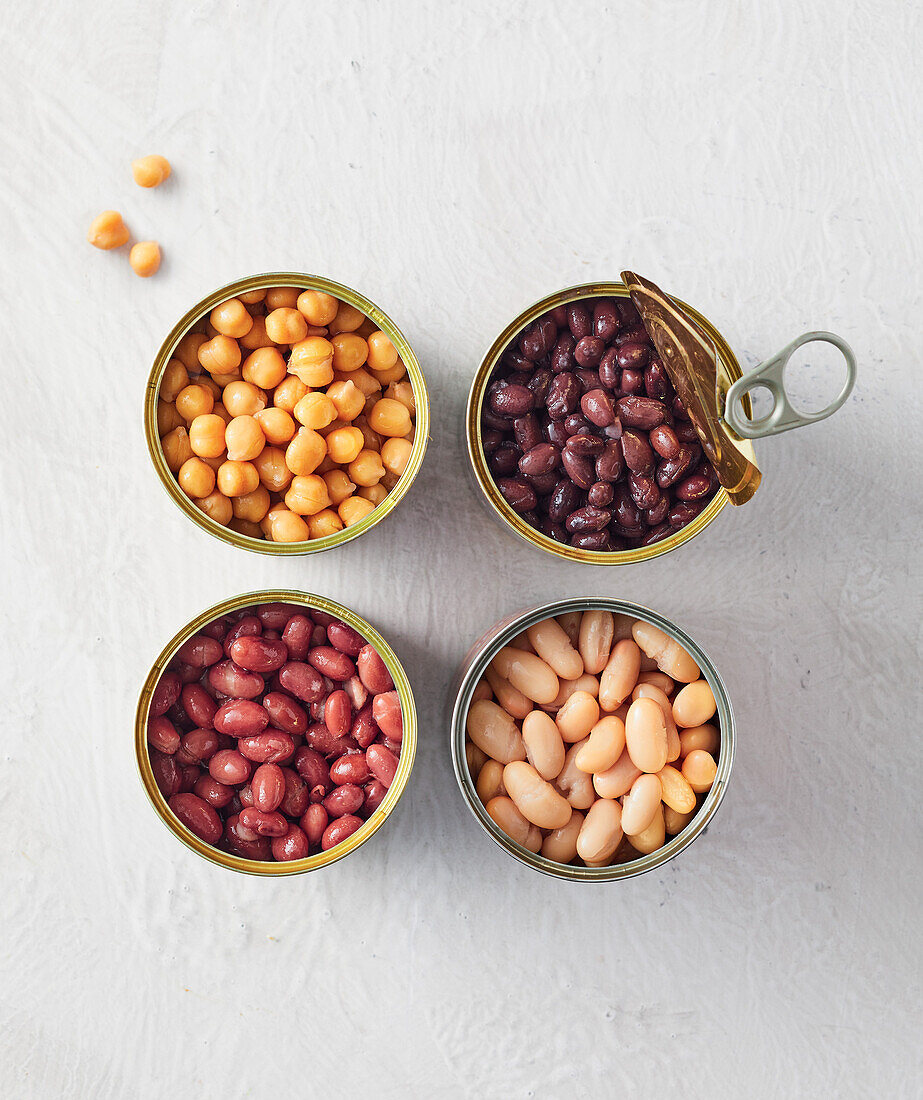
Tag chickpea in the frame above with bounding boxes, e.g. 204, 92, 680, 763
348, 448, 385, 487
202, 451, 228, 471
268, 507, 311, 543
285, 427, 327, 475
358, 483, 388, 506
385, 379, 416, 413
341, 367, 382, 398
130, 241, 161, 277
254, 407, 296, 445
381, 471, 400, 491
87, 210, 130, 250
240, 315, 274, 351
161, 426, 193, 472
307, 508, 344, 539
198, 334, 241, 375
296, 289, 338, 326
368, 397, 412, 438
157, 400, 183, 436
265, 307, 308, 344
242, 347, 287, 389
290, 396, 331, 433
317, 419, 347, 438
232, 484, 271, 523
326, 379, 365, 421
368, 359, 407, 385
316, 455, 336, 474
174, 331, 208, 372
254, 446, 293, 492
331, 333, 369, 372
265, 286, 300, 310
229, 517, 264, 539
381, 436, 413, 478
210, 298, 253, 339
188, 413, 227, 458
210, 402, 233, 425
327, 301, 365, 335
217, 460, 260, 498
194, 490, 233, 526
222, 380, 267, 417
131, 154, 171, 187
273, 374, 308, 413
325, 426, 364, 465
321, 469, 356, 506
356, 316, 378, 339
285, 474, 332, 516
338, 496, 376, 527
224, 415, 265, 461
238, 288, 266, 306
261, 502, 288, 538
178, 456, 216, 498
288, 337, 334, 387
175, 384, 214, 422
196, 375, 223, 401
366, 330, 398, 372
353, 416, 382, 451
159, 359, 189, 403
210, 369, 242, 389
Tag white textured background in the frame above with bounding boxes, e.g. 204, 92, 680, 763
1, 2, 921, 1097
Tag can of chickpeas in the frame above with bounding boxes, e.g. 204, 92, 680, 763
450, 598, 734, 881
467, 277, 855, 564
145, 272, 429, 554
136, 590, 417, 875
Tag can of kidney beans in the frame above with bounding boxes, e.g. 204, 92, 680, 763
465, 282, 752, 564
450, 597, 735, 881
136, 590, 417, 875
145, 272, 430, 555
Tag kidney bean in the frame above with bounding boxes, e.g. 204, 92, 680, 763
616, 395, 665, 429
565, 506, 611, 533
669, 501, 704, 528
566, 302, 591, 339
176, 633, 224, 669
620, 430, 655, 474
228, 636, 288, 674
323, 690, 351, 738
362, 743, 396, 788
550, 333, 576, 373
321, 624, 364, 662
571, 531, 611, 550
278, 768, 310, 817
208, 748, 251, 786
351, 701, 378, 749
151, 748, 181, 798
519, 443, 559, 477
225, 814, 272, 860
587, 481, 614, 507
261, 692, 308, 736
307, 647, 356, 682
645, 360, 672, 401
527, 368, 552, 405
628, 473, 661, 511
251, 763, 286, 812
168, 793, 222, 844
277, 661, 326, 704
178, 764, 199, 793
512, 414, 543, 454
237, 731, 296, 765
675, 472, 712, 501
656, 445, 696, 488
580, 388, 616, 427
362, 780, 388, 815
258, 603, 296, 631
293, 745, 331, 792
595, 440, 624, 482
180, 684, 217, 729
372, 692, 403, 741
329, 752, 371, 786
177, 728, 220, 766
490, 382, 533, 418
561, 447, 595, 489
649, 424, 680, 459
593, 300, 620, 342
193, 773, 235, 809
148, 715, 180, 755
213, 699, 268, 738
520, 317, 557, 360
208, 660, 264, 700
175, 662, 200, 686
222, 615, 262, 658
644, 494, 671, 525
239, 807, 288, 837
304, 722, 355, 757
574, 335, 605, 368
343, 676, 369, 712
300, 803, 329, 846
323, 783, 365, 817
546, 372, 579, 420
269, 824, 308, 861
321, 815, 364, 851
544, 419, 571, 449
357, 645, 394, 694
201, 615, 232, 641
150, 672, 181, 717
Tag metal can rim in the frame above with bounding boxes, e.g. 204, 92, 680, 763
136, 589, 417, 875
145, 272, 430, 556
465, 281, 755, 565
450, 597, 735, 881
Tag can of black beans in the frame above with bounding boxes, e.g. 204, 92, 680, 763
145, 272, 430, 555
136, 590, 417, 875
450, 598, 735, 881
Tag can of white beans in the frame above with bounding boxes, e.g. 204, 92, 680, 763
450, 597, 735, 881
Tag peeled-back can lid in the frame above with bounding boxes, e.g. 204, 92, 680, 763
622, 270, 762, 506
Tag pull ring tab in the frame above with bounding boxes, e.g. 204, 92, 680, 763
723, 331, 857, 439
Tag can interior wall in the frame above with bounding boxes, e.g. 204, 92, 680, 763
145, 272, 430, 556
466, 282, 756, 565
450, 598, 735, 881
136, 590, 417, 876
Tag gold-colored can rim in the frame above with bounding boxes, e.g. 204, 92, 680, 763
466, 282, 756, 565
145, 272, 430, 556
135, 590, 417, 875
450, 597, 735, 881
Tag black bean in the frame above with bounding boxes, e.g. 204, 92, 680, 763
561, 447, 596, 489
490, 383, 534, 418
527, 367, 553, 406
497, 477, 537, 513
513, 414, 543, 454
581, 388, 617, 427
487, 443, 521, 477
643, 494, 671, 526
563, 412, 592, 436
595, 440, 624, 481
644, 360, 672, 402
520, 317, 558, 361
565, 506, 612, 533
544, 419, 571, 448
598, 348, 620, 390
546, 372, 579, 420
566, 433, 605, 457
620, 430, 655, 473
668, 501, 704, 528
675, 472, 712, 501
575, 369, 601, 394
588, 481, 614, 507
548, 479, 584, 522
550, 333, 576, 373
567, 303, 592, 340
616, 395, 665, 429
627, 472, 661, 511
655, 445, 696, 488
642, 524, 673, 546
616, 342, 651, 371
649, 424, 680, 459
481, 429, 502, 454
574, 335, 605, 368
620, 368, 644, 395
593, 300, 620, 342
518, 443, 559, 477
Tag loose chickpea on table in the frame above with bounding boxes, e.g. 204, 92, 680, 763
464, 610, 721, 867
156, 286, 419, 544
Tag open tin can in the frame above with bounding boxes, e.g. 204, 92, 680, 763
466, 273, 856, 564
450, 597, 734, 881
136, 590, 417, 876
145, 272, 430, 555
